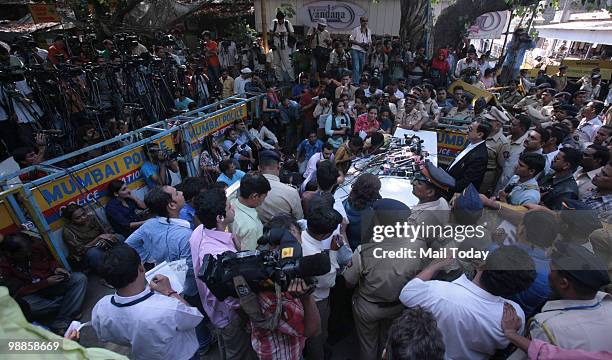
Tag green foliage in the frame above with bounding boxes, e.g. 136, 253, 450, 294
226, 19, 257, 41
276, 3, 296, 19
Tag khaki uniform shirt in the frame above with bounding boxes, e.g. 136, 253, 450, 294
257, 174, 303, 224
497, 131, 529, 191
510, 292, 612, 359
481, 129, 510, 194
422, 98, 440, 119
500, 90, 523, 109
552, 74, 567, 92
408, 198, 451, 226
513, 95, 538, 111
399, 108, 423, 129
575, 167, 600, 200
447, 107, 473, 121
343, 238, 426, 303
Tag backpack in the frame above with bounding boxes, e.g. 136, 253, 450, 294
273, 20, 296, 48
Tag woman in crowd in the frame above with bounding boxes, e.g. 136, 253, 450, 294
343, 173, 382, 249
354, 105, 379, 136
479, 68, 497, 90
325, 100, 351, 150
199, 135, 227, 181
430, 48, 451, 88
104, 180, 148, 238
378, 107, 395, 134
62, 204, 120, 273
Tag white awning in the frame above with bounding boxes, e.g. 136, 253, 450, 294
535, 20, 612, 45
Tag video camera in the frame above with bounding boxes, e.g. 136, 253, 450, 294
159, 148, 179, 161
198, 228, 331, 301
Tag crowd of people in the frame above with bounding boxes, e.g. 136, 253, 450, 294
2, 8, 612, 360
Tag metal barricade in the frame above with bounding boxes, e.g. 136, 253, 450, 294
0, 93, 267, 268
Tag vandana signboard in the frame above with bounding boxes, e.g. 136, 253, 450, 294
297, 1, 367, 31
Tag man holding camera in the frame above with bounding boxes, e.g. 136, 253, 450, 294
307, 18, 332, 80
141, 143, 179, 189
269, 10, 295, 83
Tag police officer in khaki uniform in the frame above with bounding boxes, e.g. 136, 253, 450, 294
409, 159, 453, 225
398, 93, 423, 130
509, 242, 612, 359
480, 107, 510, 196
256, 150, 304, 223
513, 83, 549, 112
343, 199, 426, 360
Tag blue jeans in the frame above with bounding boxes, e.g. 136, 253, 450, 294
22, 272, 88, 330
85, 247, 106, 273
351, 49, 366, 84
85, 235, 125, 273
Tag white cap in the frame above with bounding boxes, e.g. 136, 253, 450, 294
241, 67, 253, 74
317, 18, 327, 26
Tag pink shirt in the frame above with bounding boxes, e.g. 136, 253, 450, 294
354, 113, 380, 134
189, 226, 240, 328
528, 339, 612, 360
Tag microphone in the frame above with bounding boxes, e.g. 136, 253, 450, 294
298, 252, 331, 277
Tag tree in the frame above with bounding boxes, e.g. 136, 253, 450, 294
419, 0, 609, 53
399, 0, 430, 49
432, 0, 511, 51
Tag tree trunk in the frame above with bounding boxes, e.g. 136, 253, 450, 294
432, 0, 510, 51
399, 0, 429, 50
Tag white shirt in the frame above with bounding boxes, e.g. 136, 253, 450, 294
303, 152, 334, 181
577, 116, 603, 143
364, 88, 382, 98
219, 41, 237, 68
233, 76, 251, 96
301, 230, 338, 302
544, 149, 558, 175
92, 288, 203, 360
249, 126, 278, 150
448, 140, 485, 170
454, 58, 478, 78
349, 26, 372, 53
394, 89, 405, 100
269, 19, 294, 49
400, 276, 525, 360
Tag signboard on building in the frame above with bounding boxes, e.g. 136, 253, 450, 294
297, 1, 367, 31
29, 4, 61, 23
467, 11, 510, 39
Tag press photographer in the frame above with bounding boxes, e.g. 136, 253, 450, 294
198, 214, 329, 360
142, 143, 179, 189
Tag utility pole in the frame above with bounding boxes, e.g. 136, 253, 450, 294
261, 0, 269, 52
